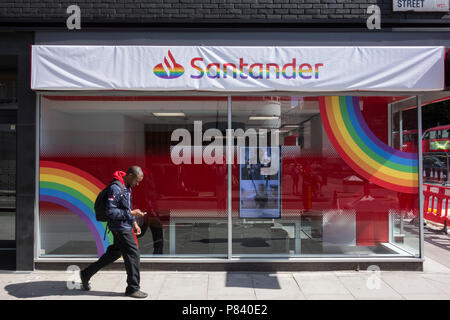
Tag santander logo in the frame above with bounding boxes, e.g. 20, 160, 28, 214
153, 50, 185, 79
153, 50, 324, 81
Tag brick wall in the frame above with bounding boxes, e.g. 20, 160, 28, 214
0, 0, 449, 26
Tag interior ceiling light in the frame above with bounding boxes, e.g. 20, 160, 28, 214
249, 116, 280, 120
153, 112, 186, 117
274, 129, 291, 133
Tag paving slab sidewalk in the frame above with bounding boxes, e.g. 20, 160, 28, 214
1, 256, 450, 300
2, 225, 450, 301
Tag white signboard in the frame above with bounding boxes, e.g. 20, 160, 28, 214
393, 0, 449, 11
31, 45, 445, 92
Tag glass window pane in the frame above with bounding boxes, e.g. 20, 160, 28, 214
391, 98, 420, 257
39, 96, 228, 258
231, 95, 420, 257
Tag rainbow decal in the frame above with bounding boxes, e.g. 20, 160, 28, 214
207, 63, 220, 78
265, 64, 280, 79
39, 161, 112, 257
319, 96, 418, 194
281, 65, 294, 79
153, 50, 185, 79
249, 64, 263, 79
223, 63, 238, 79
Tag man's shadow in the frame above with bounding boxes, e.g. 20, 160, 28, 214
5, 281, 124, 299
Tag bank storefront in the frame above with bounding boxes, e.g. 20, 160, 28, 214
31, 44, 446, 268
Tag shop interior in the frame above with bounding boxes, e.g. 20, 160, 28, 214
37, 93, 449, 259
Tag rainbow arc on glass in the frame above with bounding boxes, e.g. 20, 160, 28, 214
319, 96, 419, 194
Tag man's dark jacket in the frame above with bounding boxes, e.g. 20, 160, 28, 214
105, 171, 136, 232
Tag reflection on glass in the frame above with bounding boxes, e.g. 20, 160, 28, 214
232, 96, 420, 257
39, 95, 422, 259
390, 100, 420, 257
40, 96, 228, 257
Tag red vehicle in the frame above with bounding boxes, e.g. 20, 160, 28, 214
401, 130, 418, 153
423, 125, 450, 153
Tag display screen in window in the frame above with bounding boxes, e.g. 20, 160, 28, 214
239, 147, 281, 219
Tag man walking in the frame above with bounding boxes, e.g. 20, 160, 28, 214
80, 166, 148, 299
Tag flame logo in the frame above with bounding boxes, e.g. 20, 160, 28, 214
153, 50, 185, 79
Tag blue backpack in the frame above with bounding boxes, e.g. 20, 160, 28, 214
94, 180, 125, 222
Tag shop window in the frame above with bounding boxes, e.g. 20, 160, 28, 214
231, 96, 419, 257
39, 95, 420, 258
39, 96, 228, 258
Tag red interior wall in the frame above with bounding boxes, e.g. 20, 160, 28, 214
357, 97, 398, 245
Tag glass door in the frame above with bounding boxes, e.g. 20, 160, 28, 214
389, 97, 420, 256
0, 110, 16, 268
0, 57, 17, 269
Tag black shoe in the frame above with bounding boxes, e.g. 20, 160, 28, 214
125, 290, 148, 299
79, 270, 91, 291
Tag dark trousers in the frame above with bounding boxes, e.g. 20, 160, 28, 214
150, 225, 164, 254
82, 229, 140, 293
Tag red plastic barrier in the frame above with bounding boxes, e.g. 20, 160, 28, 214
424, 184, 450, 225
